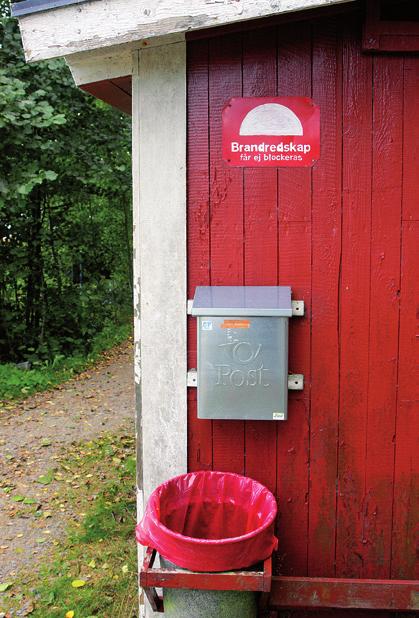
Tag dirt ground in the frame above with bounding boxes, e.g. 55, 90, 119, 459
0, 341, 135, 584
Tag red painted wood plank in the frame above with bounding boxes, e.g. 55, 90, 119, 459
276, 397, 310, 577
208, 34, 245, 474
391, 223, 419, 580
187, 40, 213, 472
362, 56, 403, 579
276, 22, 312, 578
336, 17, 373, 579
269, 576, 419, 611
110, 75, 132, 96
242, 28, 278, 494
402, 57, 419, 222
277, 22, 312, 225
309, 17, 342, 579
80, 80, 132, 115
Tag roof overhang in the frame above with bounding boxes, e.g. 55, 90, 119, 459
12, 0, 92, 18
13, 0, 355, 63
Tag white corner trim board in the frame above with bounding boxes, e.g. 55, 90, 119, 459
133, 43, 187, 503
18, 0, 355, 63
66, 34, 184, 86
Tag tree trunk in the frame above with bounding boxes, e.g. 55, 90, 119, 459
25, 189, 44, 352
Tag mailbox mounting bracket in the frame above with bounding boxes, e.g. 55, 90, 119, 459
288, 374, 304, 390
291, 300, 304, 316
187, 369, 304, 391
187, 369, 198, 387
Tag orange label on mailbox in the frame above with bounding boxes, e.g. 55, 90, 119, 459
221, 319, 251, 329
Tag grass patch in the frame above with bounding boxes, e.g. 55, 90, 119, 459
0, 322, 132, 402
0, 434, 138, 618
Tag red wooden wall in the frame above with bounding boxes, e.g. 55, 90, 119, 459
186, 7, 418, 610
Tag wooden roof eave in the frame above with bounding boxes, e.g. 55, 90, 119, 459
14, 0, 356, 64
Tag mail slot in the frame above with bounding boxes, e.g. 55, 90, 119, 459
191, 286, 292, 421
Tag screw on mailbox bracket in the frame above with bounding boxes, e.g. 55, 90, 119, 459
187, 369, 198, 388
288, 374, 304, 391
291, 300, 305, 316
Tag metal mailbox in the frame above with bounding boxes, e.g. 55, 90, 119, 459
191, 286, 292, 421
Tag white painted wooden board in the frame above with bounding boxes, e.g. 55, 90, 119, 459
66, 34, 184, 86
18, 0, 355, 62
132, 51, 142, 488
132, 51, 145, 618
67, 46, 133, 86
135, 42, 187, 504
133, 43, 187, 617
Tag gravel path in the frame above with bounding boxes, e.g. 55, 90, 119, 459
0, 341, 135, 583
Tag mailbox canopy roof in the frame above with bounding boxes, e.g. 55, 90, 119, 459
192, 286, 292, 317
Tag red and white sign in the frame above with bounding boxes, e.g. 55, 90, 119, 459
222, 97, 320, 168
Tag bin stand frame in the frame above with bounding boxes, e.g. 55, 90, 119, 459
139, 546, 272, 613
140, 547, 419, 614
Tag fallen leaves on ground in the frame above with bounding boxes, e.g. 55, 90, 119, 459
71, 579, 86, 588
36, 469, 55, 485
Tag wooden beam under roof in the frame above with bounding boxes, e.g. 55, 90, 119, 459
81, 76, 132, 115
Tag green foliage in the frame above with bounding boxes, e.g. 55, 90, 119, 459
0, 0, 11, 18
33, 436, 137, 618
0, 322, 131, 400
0, 9, 133, 364
0, 434, 138, 618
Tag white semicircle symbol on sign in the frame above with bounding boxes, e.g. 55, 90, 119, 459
239, 103, 303, 136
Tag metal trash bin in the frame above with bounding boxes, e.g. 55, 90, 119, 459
159, 556, 258, 618
137, 471, 277, 615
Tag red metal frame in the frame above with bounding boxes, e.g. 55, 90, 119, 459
139, 547, 272, 613
140, 548, 419, 613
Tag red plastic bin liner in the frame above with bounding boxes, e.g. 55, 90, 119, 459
136, 470, 278, 572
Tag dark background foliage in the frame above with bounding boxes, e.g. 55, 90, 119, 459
0, 1, 132, 363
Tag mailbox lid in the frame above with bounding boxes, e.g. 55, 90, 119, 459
191, 286, 292, 317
